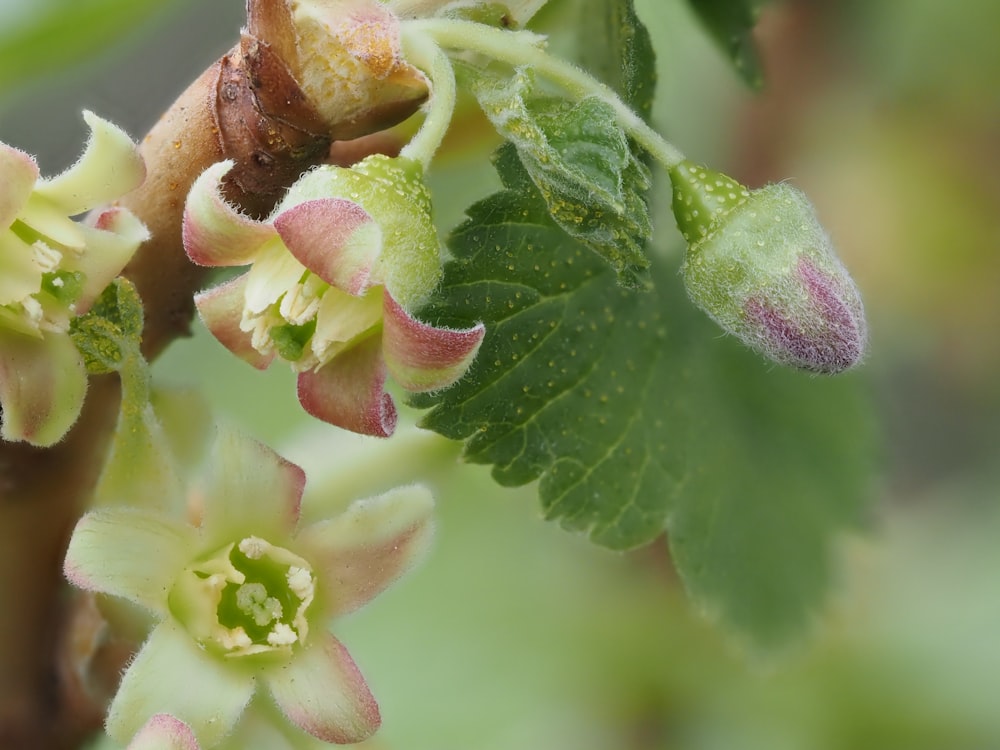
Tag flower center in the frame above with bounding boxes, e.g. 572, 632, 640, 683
242, 276, 384, 372
168, 536, 315, 658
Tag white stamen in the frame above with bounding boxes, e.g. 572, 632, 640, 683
267, 623, 298, 646
238, 536, 270, 560
286, 566, 314, 599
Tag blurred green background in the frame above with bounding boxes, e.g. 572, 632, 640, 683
3, 0, 1000, 748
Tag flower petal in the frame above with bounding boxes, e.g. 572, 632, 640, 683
71, 207, 150, 310
19, 193, 86, 249
194, 273, 274, 369
0, 330, 87, 446
35, 110, 145, 216
381, 293, 485, 392
265, 632, 380, 744
127, 714, 200, 750
63, 507, 196, 616
311, 285, 383, 361
274, 198, 380, 295
199, 426, 305, 544
0, 142, 39, 228
107, 622, 255, 747
0, 229, 43, 306
183, 160, 276, 267
298, 484, 434, 616
296, 334, 397, 437
243, 240, 308, 315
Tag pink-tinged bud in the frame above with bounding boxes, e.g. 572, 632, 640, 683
670, 160, 867, 374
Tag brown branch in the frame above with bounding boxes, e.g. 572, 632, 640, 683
0, 1, 426, 746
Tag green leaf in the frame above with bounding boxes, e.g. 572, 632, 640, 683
575, 0, 657, 119
69, 277, 144, 374
469, 67, 653, 288
411, 145, 875, 646
686, 0, 765, 89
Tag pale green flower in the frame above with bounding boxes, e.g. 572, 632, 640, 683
0, 111, 147, 445
65, 427, 434, 747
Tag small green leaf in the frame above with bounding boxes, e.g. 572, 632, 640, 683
469, 67, 652, 287
88, 276, 145, 339
69, 278, 144, 374
69, 315, 128, 374
411, 146, 875, 646
686, 0, 766, 89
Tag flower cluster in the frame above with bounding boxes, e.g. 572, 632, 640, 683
670, 160, 867, 374
0, 111, 147, 445
65, 427, 435, 747
184, 154, 483, 437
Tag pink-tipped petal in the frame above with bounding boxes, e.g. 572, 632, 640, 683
199, 426, 306, 543
298, 485, 434, 616
194, 273, 273, 370
0, 142, 39, 228
265, 633, 380, 744
127, 714, 200, 750
63, 508, 196, 616
73, 207, 150, 310
274, 199, 381, 295
107, 623, 255, 748
35, 110, 145, 216
297, 335, 397, 437
382, 293, 485, 392
0, 330, 87, 447
183, 160, 276, 267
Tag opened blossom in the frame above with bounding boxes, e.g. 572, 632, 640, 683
184, 154, 484, 436
65, 427, 435, 747
0, 111, 147, 445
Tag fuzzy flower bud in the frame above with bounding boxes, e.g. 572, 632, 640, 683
670, 160, 867, 374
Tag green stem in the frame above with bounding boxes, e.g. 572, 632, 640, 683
404, 18, 687, 170
398, 25, 457, 169
92, 349, 182, 508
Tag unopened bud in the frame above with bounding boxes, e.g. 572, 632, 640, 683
670, 161, 867, 374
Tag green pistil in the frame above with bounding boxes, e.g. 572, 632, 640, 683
270, 319, 317, 361
170, 537, 315, 658
217, 541, 306, 646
